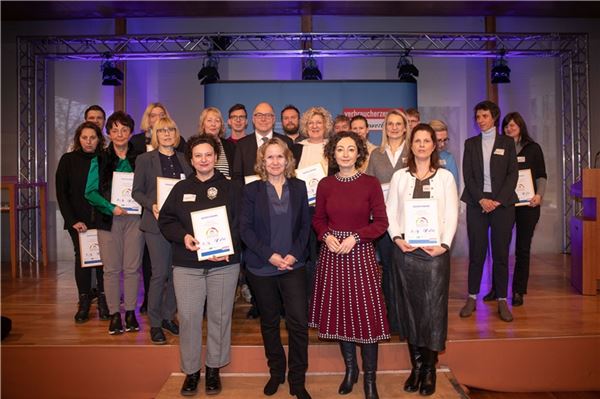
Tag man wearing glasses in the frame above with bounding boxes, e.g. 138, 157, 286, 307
232, 102, 294, 181
227, 103, 248, 144
430, 119, 459, 187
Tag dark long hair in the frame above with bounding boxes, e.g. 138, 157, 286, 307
72, 121, 105, 152
502, 112, 533, 144
406, 123, 440, 174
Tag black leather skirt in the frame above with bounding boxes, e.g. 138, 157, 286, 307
390, 246, 450, 351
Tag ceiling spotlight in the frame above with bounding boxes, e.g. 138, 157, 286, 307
302, 56, 322, 80
101, 57, 124, 86
397, 53, 419, 83
491, 52, 511, 84
197, 55, 220, 85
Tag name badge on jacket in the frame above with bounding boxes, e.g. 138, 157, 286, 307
183, 194, 196, 202
517, 156, 526, 163
494, 148, 505, 156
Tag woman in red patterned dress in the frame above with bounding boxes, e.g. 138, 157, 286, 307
309, 131, 390, 399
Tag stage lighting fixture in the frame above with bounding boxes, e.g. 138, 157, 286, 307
302, 56, 322, 80
197, 55, 220, 85
491, 53, 511, 84
397, 53, 419, 83
101, 58, 124, 86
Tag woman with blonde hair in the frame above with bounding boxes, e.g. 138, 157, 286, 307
240, 137, 312, 399
294, 106, 333, 174
198, 106, 236, 177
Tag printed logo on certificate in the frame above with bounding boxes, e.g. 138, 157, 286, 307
79, 229, 102, 267
296, 164, 326, 206
190, 205, 235, 261
404, 198, 440, 246
515, 168, 535, 207
157, 177, 183, 211
111, 171, 142, 214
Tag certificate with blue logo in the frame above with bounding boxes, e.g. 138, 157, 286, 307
79, 229, 102, 267
190, 205, 234, 261
296, 163, 326, 206
111, 172, 142, 214
404, 199, 440, 246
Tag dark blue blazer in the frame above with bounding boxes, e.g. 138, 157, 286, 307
240, 177, 311, 269
461, 133, 519, 207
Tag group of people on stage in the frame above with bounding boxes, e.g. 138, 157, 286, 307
56, 99, 546, 399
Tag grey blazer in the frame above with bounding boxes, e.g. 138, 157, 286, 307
132, 149, 193, 234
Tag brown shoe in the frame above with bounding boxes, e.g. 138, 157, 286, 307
459, 297, 476, 318
498, 300, 514, 322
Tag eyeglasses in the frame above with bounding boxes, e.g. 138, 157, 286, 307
437, 138, 449, 143
229, 115, 247, 121
156, 127, 176, 134
254, 113, 274, 120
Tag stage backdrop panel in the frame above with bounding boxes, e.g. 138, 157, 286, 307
205, 80, 417, 145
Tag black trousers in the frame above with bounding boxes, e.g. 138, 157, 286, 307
512, 206, 541, 294
247, 267, 309, 388
466, 203, 515, 298
68, 229, 104, 296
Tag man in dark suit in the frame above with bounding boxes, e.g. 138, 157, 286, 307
459, 100, 518, 322
232, 102, 294, 181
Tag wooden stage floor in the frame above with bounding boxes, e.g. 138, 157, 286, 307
1, 254, 599, 398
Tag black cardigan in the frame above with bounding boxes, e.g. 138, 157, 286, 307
158, 170, 242, 269
517, 140, 547, 193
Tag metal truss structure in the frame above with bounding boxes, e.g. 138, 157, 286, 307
16, 32, 590, 264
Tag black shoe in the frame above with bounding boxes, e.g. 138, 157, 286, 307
290, 386, 312, 399
74, 293, 91, 324
181, 371, 200, 396
512, 293, 524, 307
419, 348, 438, 396
338, 341, 359, 394
263, 375, 284, 396
403, 345, 422, 393
361, 343, 379, 399
97, 292, 110, 321
246, 305, 260, 319
205, 366, 222, 395
125, 310, 140, 332
483, 290, 497, 302
139, 301, 148, 315
162, 319, 180, 336
150, 327, 166, 345
108, 312, 124, 335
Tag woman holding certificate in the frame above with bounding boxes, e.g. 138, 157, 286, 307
310, 131, 389, 399
132, 116, 192, 344
158, 134, 241, 397
502, 112, 547, 307
56, 121, 110, 323
240, 137, 312, 399
364, 109, 411, 333
84, 111, 144, 335
198, 107, 236, 178
386, 123, 458, 396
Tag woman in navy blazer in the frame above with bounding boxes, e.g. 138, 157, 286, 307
240, 137, 312, 399
132, 116, 193, 344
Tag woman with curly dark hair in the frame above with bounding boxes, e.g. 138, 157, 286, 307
309, 131, 390, 399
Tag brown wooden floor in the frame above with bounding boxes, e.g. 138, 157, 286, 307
2, 254, 599, 347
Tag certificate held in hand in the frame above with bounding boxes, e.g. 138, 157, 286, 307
79, 229, 102, 267
157, 177, 183, 211
296, 163, 326, 206
404, 198, 440, 246
515, 168, 535, 207
190, 205, 235, 261
111, 172, 142, 214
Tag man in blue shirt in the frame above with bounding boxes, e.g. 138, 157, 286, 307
430, 119, 459, 187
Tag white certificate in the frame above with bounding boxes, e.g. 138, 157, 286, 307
244, 175, 260, 185
79, 229, 102, 267
157, 177, 183, 211
111, 172, 142, 214
381, 183, 390, 201
296, 163, 326, 206
190, 205, 235, 261
515, 168, 535, 207
404, 198, 440, 247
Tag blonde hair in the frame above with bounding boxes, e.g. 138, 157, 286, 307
429, 119, 448, 133
379, 109, 410, 153
150, 117, 181, 149
299, 106, 333, 140
198, 107, 225, 138
254, 138, 296, 180
140, 102, 170, 132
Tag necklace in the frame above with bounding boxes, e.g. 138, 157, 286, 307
415, 168, 432, 181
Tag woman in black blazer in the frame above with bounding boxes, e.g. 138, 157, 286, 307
240, 137, 312, 399
132, 116, 193, 344
198, 106, 235, 177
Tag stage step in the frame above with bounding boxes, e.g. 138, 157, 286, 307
156, 370, 469, 399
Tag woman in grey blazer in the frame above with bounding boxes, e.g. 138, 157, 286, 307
132, 116, 193, 344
